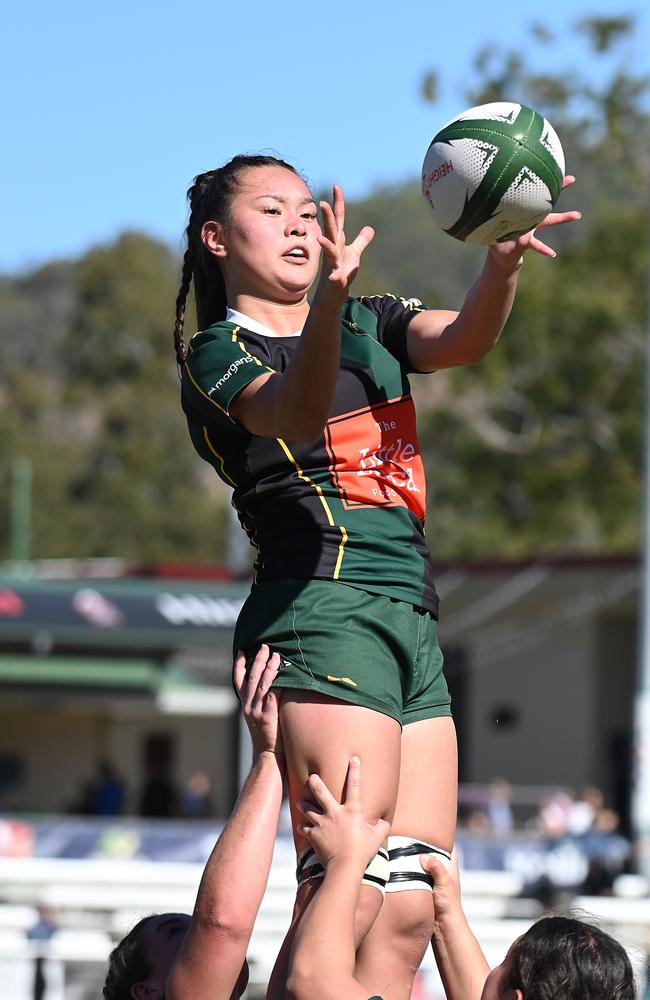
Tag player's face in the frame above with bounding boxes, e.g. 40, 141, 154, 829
213, 165, 322, 304
135, 913, 190, 998
133, 912, 248, 1000
480, 942, 522, 1000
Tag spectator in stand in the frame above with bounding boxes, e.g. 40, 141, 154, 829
580, 806, 632, 896
537, 791, 572, 840
486, 780, 513, 835
182, 770, 213, 819
94, 760, 126, 817
567, 786, 604, 837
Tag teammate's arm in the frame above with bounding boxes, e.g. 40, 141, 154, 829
286, 757, 390, 1000
166, 645, 284, 1000
420, 850, 491, 1000
229, 186, 374, 442
405, 175, 580, 372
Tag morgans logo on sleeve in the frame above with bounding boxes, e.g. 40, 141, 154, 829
208, 355, 255, 395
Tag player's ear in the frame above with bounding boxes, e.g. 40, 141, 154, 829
201, 220, 227, 257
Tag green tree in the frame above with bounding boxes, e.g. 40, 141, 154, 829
0, 233, 229, 563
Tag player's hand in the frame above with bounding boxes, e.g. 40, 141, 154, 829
488, 174, 581, 268
420, 845, 462, 924
315, 185, 374, 303
296, 756, 390, 869
233, 645, 283, 760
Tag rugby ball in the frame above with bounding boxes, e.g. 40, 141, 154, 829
421, 102, 565, 245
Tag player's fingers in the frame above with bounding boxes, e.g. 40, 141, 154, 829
536, 210, 581, 229
316, 232, 337, 252
332, 183, 345, 232
372, 818, 391, 840
420, 853, 447, 878
319, 200, 338, 243
316, 232, 341, 267
296, 805, 325, 827
244, 644, 270, 710
233, 650, 248, 702
532, 241, 557, 258
349, 226, 375, 256
307, 772, 338, 812
251, 651, 281, 712
343, 756, 361, 807
561, 174, 576, 189
295, 798, 321, 815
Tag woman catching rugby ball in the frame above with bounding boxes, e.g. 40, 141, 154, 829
173, 153, 578, 999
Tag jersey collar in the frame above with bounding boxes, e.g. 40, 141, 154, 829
226, 307, 302, 338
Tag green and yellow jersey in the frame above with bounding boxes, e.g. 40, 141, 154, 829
181, 294, 439, 616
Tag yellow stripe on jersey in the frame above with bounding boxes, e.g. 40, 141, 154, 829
202, 427, 236, 486
238, 340, 264, 366
276, 438, 348, 580
184, 362, 228, 416
333, 526, 348, 580
232, 325, 270, 369
186, 326, 270, 416
276, 439, 334, 525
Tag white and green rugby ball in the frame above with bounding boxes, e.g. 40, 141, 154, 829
421, 102, 565, 245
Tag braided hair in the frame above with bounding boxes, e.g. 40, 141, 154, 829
173, 154, 299, 367
103, 915, 155, 1000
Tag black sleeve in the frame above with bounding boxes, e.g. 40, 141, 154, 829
356, 294, 430, 372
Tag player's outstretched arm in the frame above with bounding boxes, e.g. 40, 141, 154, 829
229, 185, 374, 442
405, 175, 581, 373
167, 645, 284, 1000
421, 849, 491, 1000
286, 757, 390, 1000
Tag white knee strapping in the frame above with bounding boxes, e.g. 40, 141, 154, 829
363, 847, 390, 894
386, 835, 451, 892
296, 845, 390, 895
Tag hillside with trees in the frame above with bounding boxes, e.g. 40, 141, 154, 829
0, 15, 647, 564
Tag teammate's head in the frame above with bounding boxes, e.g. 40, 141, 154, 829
103, 912, 249, 1000
174, 154, 313, 366
481, 916, 636, 1000
103, 913, 188, 1000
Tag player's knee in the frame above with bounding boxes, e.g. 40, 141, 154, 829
363, 891, 433, 986
382, 836, 451, 968
391, 891, 435, 958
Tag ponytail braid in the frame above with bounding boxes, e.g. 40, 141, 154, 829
172, 155, 301, 367
173, 245, 195, 366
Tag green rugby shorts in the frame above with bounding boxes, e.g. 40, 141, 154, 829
233, 579, 451, 726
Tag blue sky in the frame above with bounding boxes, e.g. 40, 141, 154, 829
2, 0, 647, 273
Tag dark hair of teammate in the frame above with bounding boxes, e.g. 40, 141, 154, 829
102, 915, 154, 1000
173, 154, 300, 367
507, 916, 636, 999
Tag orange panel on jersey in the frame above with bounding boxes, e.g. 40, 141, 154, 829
324, 396, 426, 519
